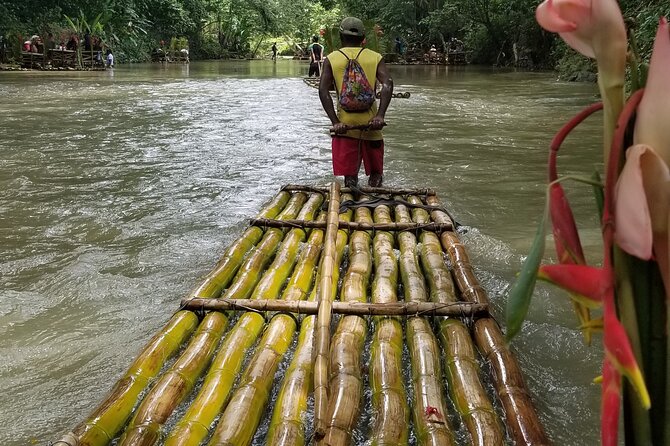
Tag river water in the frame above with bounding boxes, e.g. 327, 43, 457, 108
0, 60, 604, 445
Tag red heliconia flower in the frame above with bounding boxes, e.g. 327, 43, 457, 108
537, 264, 608, 308
602, 299, 650, 410
600, 359, 621, 446
550, 183, 587, 265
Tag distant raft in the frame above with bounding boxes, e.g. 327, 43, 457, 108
55, 183, 550, 446
303, 77, 411, 99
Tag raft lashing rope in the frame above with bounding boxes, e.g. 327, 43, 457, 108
56, 183, 550, 446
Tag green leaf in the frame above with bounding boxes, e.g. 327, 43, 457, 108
591, 170, 604, 222
505, 195, 549, 340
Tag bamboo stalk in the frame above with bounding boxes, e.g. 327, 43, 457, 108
409, 196, 504, 446
163, 193, 316, 446
181, 298, 486, 317
314, 182, 342, 439
250, 218, 452, 233
321, 205, 373, 446
188, 191, 291, 300
119, 193, 310, 446
369, 202, 410, 446
282, 184, 436, 196
394, 199, 454, 446
266, 195, 353, 446
202, 202, 326, 446
426, 195, 550, 445
58, 191, 291, 446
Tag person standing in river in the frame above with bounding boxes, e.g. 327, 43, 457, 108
318, 17, 393, 188
271, 42, 277, 60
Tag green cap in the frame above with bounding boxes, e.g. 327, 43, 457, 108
339, 17, 365, 37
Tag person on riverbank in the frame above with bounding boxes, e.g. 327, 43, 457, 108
318, 17, 393, 188
271, 42, 277, 60
308, 36, 323, 77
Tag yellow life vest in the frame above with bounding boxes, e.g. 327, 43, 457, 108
327, 47, 383, 141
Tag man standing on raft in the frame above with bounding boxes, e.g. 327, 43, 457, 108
319, 17, 393, 188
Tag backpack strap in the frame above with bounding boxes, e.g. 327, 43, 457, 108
337, 48, 366, 61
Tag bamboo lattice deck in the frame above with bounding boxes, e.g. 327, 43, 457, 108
56, 183, 549, 446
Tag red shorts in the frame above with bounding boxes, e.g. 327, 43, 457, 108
331, 136, 384, 176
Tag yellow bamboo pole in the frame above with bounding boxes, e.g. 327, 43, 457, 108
426, 195, 550, 446
369, 202, 409, 446
118, 193, 310, 446
58, 191, 291, 446
409, 195, 504, 446
394, 199, 454, 446
189, 191, 291, 299
266, 194, 353, 446
321, 204, 373, 446
314, 181, 342, 440
163, 193, 320, 446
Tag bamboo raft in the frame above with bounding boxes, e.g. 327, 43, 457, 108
55, 183, 549, 446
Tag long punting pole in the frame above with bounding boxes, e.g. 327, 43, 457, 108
409, 195, 504, 446
117, 193, 311, 446
250, 218, 452, 232
313, 181, 342, 439
55, 191, 291, 446
181, 298, 487, 317
394, 198, 455, 446
426, 195, 551, 446
320, 204, 373, 445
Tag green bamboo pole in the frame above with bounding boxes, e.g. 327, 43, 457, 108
203, 214, 328, 446
426, 195, 550, 445
266, 195, 353, 446
118, 193, 310, 446
394, 199, 454, 446
369, 202, 410, 446
321, 204, 373, 446
409, 195, 504, 446
189, 191, 291, 299
314, 182, 342, 439
162, 193, 318, 446
57, 191, 290, 446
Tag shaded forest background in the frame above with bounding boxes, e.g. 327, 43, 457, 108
1, 0, 669, 76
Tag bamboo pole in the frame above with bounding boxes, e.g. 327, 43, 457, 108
118, 193, 310, 446
181, 298, 486, 317
163, 193, 318, 446
410, 195, 504, 446
202, 215, 328, 446
250, 218, 452, 233
282, 184, 436, 196
321, 205, 373, 446
426, 195, 551, 445
314, 181, 342, 439
266, 195, 353, 446
57, 191, 291, 446
369, 202, 410, 446
394, 199, 455, 446
189, 191, 291, 299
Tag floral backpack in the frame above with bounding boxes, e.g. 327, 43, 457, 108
337, 48, 375, 112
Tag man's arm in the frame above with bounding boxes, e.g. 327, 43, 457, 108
319, 58, 346, 134
369, 60, 394, 130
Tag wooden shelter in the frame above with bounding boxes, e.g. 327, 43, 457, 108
55, 183, 549, 446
